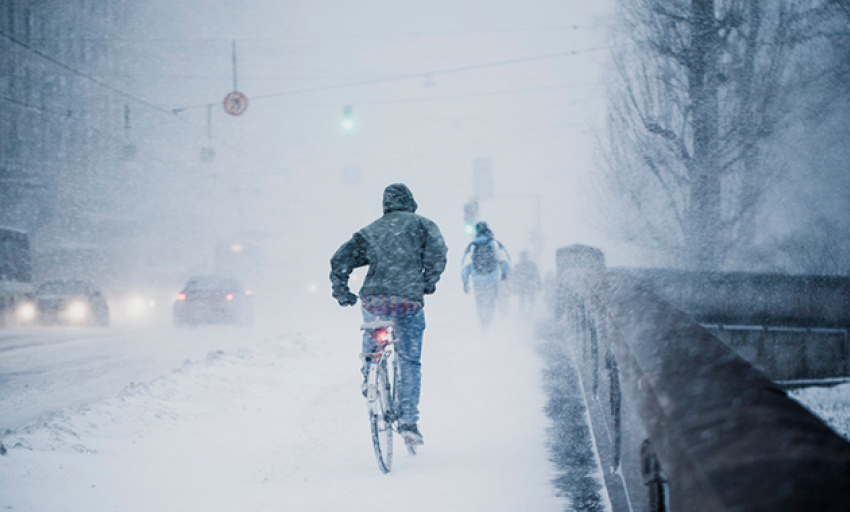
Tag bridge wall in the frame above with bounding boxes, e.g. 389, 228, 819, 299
610, 267, 850, 380
551, 246, 850, 510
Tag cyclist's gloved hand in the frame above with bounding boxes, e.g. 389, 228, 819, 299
336, 291, 358, 307
463, 281, 470, 294
424, 284, 436, 295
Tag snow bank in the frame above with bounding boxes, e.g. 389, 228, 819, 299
1, 333, 315, 454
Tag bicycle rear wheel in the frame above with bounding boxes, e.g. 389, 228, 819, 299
370, 364, 394, 473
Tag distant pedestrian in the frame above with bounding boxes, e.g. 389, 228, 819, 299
513, 251, 541, 315
461, 222, 511, 331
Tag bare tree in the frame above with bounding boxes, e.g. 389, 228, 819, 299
820, 0, 850, 96
595, 0, 819, 269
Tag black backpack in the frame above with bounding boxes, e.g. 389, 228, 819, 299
472, 241, 497, 274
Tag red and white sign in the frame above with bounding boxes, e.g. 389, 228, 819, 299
223, 91, 248, 116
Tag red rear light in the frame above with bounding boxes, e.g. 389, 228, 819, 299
376, 329, 389, 343
176, 293, 187, 301
226, 294, 234, 301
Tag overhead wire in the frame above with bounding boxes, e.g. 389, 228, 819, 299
171, 46, 609, 112
0, 29, 173, 115
22, 25, 599, 44
0, 98, 200, 180
1, 96, 73, 117
1, 27, 608, 163
0, 27, 248, 155
352, 83, 599, 106
180, 82, 599, 113
240, 25, 593, 41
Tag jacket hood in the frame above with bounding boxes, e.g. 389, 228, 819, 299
383, 183, 418, 214
475, 221, 493, 239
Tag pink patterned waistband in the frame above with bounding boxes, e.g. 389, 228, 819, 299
362, 294, 422, 316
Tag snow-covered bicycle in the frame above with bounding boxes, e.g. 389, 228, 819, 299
360, 320, 417, 473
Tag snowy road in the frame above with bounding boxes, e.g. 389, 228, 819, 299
0, 299, 568, 511
0, 326, 261, 432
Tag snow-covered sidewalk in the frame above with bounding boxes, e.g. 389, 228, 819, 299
0, 302, 565, 511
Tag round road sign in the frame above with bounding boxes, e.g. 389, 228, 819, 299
223, 91, 248, 116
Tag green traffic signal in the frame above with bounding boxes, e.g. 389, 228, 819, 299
342, 105, 354, 130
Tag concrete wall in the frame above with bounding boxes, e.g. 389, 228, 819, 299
553, 268, 850, 510
615, 267, 850, 380
546, 249, 850, 381
613, 267, 850, 328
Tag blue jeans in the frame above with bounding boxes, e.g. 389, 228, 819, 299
361, 307, 426, 426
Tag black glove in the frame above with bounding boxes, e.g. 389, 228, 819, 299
424, 284, 436, 295
336, 291, 358, 307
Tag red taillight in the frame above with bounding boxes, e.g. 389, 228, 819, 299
226, 294, 234, 301
176, 293, 187, 301
376, 329, 389, 343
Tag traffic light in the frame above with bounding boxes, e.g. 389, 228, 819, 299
463, 198, 479, 235
342, 105, 354, 130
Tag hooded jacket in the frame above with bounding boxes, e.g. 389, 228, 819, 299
330, 184, 448, 305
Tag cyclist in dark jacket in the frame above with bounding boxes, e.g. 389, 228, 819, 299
330, 183, 448, 446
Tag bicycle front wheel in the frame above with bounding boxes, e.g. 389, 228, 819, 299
370, 365, 394, 473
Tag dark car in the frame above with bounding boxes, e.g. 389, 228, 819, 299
29, 279, 110, 327
173, 276, 253, 327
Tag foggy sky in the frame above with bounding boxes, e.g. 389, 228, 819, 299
103, 0, 620, 296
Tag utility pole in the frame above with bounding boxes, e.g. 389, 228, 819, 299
232, 39, 239, 91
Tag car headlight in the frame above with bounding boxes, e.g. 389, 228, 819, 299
15, 302, 37, 323
66, 300, 89, 322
